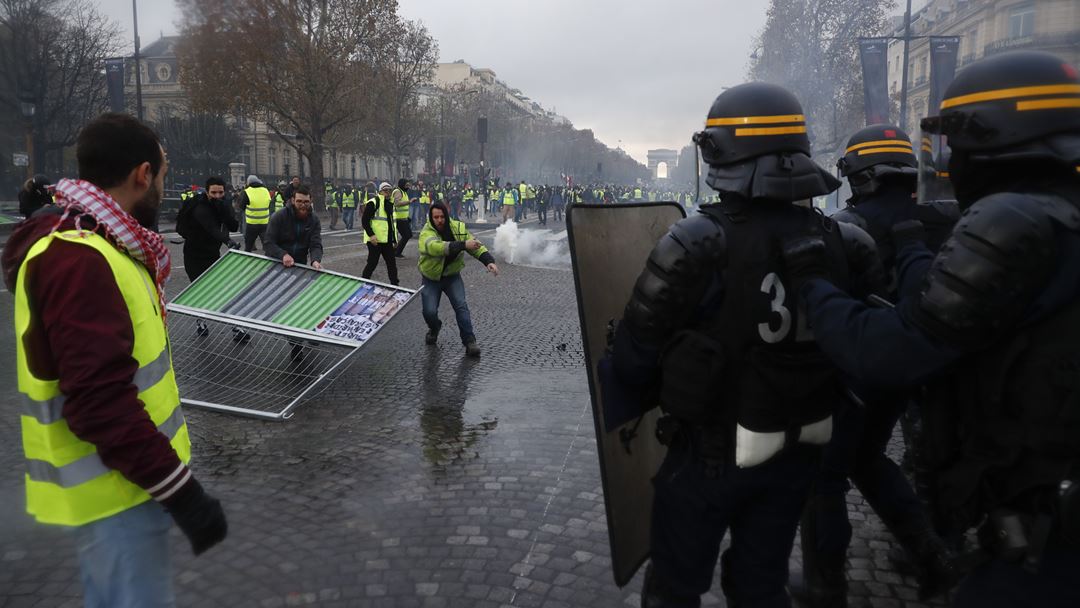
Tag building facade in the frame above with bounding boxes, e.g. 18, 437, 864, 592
888, 0, 1080, 130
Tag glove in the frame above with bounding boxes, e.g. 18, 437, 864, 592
166, 478, 228, 556
781, 235, 829, 296
891, 219, 927, 252
227, 239, 240, 250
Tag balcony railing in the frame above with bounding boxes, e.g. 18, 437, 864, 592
985, 30, 1080, 55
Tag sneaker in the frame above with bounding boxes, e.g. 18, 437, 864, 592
425, 330, 438, 345
232, 327, 251, 344
465, 340, 481, 358
395, 253, 406, 259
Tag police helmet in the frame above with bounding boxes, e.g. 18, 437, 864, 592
694, 82, 839, 201
838, 124, 916, 177
694, 82, 810, 166
921, 50, 1080, 156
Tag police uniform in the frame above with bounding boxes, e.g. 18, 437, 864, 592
613, 83, 886, 608
793, 51, 1080, 607
798, 125, 959, 607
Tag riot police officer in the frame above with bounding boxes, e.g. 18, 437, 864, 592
797, 125, 958, 607
788, 50, 1080, 607
612, 82, 886, 608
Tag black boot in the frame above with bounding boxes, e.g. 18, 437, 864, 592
890, 520, 959, 600
641, 563, 700, 608
791, 494, 848, 608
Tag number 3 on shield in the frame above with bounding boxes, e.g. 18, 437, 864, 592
757, 272, 812, 344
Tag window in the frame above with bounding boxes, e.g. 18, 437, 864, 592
240, 145, 251, 168
268, 146, 277, 176
1008, 4, 1034, 39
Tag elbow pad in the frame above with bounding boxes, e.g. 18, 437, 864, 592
624, 214, 728, 345
914, 192, 1075, 346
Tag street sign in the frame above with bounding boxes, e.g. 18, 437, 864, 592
13, 153, 28, 167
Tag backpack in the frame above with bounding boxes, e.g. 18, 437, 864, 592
176, 192, 201, 239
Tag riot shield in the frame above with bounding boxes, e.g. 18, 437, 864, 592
567, 202, 686, 587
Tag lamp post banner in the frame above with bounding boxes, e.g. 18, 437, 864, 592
858, 39, 890, 125
105, 58, 126, 113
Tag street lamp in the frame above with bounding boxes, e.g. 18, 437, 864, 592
18, 93, 35, 180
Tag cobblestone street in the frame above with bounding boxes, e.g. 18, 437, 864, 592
0, 217, 945, 607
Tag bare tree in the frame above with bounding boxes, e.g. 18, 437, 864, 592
176, 0, 399, 209
366, 18, 438, 181
152, 106, 242, 183
748, 0, 894, 158
0, 0, 120, 175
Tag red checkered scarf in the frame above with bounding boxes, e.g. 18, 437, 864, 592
50, 178, 171, 319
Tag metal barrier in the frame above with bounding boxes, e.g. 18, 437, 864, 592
167, 250, 417, 420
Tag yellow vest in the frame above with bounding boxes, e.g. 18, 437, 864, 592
244, 186, 272, 225
503, 190, 516, 206
16, 230, 189, 526
392, 188, 410, 220
365, 195, 399, 244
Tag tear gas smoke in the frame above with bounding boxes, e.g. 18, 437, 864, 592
493, 221, 571, 270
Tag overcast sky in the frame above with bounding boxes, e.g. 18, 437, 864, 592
98, 0, 920, 165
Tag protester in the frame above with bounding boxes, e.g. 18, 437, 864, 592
1, 112, 227, 607
264, 185, 323, 270
17, 174, 52, 218
418, 200, 498, 357
362, 182, 400, 285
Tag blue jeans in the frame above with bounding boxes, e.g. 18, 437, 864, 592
421, 273, 475, 344
410, 202, 423, 226
342, 207, 355, 230
71, 500, 175, 608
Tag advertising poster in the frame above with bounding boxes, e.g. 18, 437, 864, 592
315, 284, 412, 344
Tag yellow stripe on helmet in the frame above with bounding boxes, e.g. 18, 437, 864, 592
857, 147, 917, 156
733, 126, 807, 137
1016, 98, 1080, 111
845, 139, 913, 154
941, 84, 1080, 109
706, 114, 805, 127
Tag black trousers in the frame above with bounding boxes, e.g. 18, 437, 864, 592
244, 224, 267, 252
394, 220, 412, 256
363, 242, 399, 285
183, 248, 220, 282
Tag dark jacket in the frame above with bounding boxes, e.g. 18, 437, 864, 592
183, 194, 239, 255
362, 194, 397, 245
264, 203, 323, 264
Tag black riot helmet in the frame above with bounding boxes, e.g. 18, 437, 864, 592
921, 51, 1080, 205
692, 82, 839, 201
838, 124, 917, 202
838, 124, 916, 176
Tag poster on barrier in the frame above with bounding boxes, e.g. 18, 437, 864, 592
316, 285, 412, 344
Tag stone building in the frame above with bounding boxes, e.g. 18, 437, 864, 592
887, 0, 1080, 129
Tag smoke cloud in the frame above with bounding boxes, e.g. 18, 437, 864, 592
493, 222, 571, 270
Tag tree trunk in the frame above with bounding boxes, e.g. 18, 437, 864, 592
308, 141, 326, 212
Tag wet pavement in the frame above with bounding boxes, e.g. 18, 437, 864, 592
1, 213, 943, 607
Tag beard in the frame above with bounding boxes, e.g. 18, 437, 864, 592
131, 183, 163, 228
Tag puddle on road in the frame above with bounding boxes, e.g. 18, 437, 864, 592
418, 367, 587, 471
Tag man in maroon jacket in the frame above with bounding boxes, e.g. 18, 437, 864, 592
2, 113, 227, 606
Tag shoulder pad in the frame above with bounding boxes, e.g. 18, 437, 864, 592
916, 192, 1062, 345
623, 213, 727, 344
836, 221, 887, 297
831, 207, 870, 232
923, 199, 960, 222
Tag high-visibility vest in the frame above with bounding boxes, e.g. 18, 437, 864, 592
502, 190, 516, 206
420, 192, 430, 205
244, 186, 271, 225
392, 189, 410, 220
634, 188, 643, 198
365, 195, 399, 244
339, 192, 356, 209
519, 184, 528, 199
463, 189, 475, 201
325, 185, 339, 208
15, 230, 189, 526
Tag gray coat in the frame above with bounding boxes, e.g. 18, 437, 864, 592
264, 204, 323, 265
